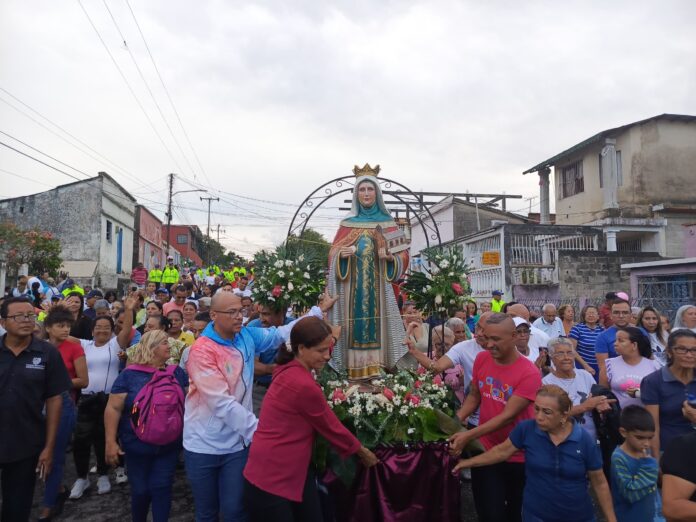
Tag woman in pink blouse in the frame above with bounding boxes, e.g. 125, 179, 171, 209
243, 316, 378, 521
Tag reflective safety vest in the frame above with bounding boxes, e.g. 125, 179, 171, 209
161, 267, 179, 284
61, 285, 84, 297
148, 269, 163, 283
223, 270, 235, 283
491, 299, 506, 313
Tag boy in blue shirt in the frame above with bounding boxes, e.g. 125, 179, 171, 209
610, 405, 659, 521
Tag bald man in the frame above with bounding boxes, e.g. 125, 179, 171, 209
183, 292, 336, 521
448, 313, 541, 522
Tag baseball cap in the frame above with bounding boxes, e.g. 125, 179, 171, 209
87, 289, 104, 299
155, 288, 169, 295
615, 291, 630, 301
492, 290, 503, 296
94, 299, 110, 310
513, 316, 530, 328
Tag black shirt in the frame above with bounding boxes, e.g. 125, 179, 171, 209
662, 430, 696, 502
0, 335, 71, 463
70, 315, 93, 340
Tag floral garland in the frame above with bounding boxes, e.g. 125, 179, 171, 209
319, 368, 456, 448
402, 246, 470, 317
251, 250, 325, 313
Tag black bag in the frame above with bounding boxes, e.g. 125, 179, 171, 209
590, 383, 622, 480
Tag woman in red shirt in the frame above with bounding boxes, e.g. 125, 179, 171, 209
39, 305, 89, 520
243, 316, 378, 521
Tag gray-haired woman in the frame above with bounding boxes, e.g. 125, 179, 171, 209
542, 337, 614, 442
445, 316, 472, 344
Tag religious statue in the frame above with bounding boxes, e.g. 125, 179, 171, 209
327, 164, 412, 379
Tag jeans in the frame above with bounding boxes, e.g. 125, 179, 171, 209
0, 454, 39, 522
125, 447, 179, 522
245, 469, 322, 522
43, 392, 77, 508
185, 448, 249, 522
471, 461, 525, 522
73, 393, 109, 477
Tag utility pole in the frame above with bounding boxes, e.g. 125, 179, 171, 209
166, 173, 174, 256
200, 196, 219, 265
216, 224, 225, 244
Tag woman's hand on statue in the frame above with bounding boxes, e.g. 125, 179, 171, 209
377, 247, 393, 261
448, 431, 471, 456
357, 446, 379, 468
319, 291, 339, 313
339, 246, 355, 258
403, 336, 418, 354
406, 321, 421, 337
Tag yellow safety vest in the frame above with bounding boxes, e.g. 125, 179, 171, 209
148, 269, 163, 283
161, 267, 179, 284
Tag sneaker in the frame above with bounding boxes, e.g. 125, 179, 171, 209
97, 475, 111, 495
114, 466, 128, 485
89, 465, 97, 473
69, 478, 90, 499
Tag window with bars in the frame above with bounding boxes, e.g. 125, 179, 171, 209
559, 160, 584, 198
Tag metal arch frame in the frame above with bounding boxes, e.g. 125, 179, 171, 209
286, 174, 442, 251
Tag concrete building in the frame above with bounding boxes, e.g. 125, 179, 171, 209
162, 224, 204, 266
523, 114, 696, 257
409, 195, 528, 267
0, 172, 136, 289
133, 205, 165, 270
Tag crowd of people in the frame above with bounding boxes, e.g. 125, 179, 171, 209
2, 261, 696, 522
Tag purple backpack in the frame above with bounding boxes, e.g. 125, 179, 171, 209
127, 364, 185, 446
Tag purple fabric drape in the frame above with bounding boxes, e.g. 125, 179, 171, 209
323, 442, 460, 522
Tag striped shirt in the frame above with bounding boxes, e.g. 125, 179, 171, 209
569, 322, 604, 368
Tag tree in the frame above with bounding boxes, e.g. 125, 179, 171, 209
285, 228, 331, 265
0, 222, 63, 276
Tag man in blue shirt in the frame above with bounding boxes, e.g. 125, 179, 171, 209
532, 303, 566, 339
595, 299, 632, 385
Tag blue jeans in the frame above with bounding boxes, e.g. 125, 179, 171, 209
184, 448, 249, 522
43, 392, 76, 509
125, 447, 179, 522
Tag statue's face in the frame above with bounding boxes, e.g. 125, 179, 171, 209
357, 181, 377, 208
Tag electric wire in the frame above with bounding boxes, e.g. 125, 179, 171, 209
0, 130, 91, 179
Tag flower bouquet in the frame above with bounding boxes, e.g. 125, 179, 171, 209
402, 246, 470, 317
251, 248, 326, 314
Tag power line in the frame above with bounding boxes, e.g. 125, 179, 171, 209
0, 130, 91, 179
123, 0, 213, 188
101, 0, 197, 180
76, 0, 186, 176
0, 140, 82, 182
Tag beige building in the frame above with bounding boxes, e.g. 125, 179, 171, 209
523, 114, 696, 257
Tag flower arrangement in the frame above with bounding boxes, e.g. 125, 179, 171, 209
319, 368, 456, 448
251, 249, 326, 313
402, 246, 470, 317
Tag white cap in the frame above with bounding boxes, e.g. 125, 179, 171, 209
513, 316, 530, 328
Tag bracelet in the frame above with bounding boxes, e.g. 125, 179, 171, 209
429, 360, 435, 371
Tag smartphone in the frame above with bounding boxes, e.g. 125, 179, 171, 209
687, 393, 696, 409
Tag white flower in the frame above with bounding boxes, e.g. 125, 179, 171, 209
440, 260, 450, 268
426, 285, 432, 291
407, 427, 415, 435
385, 404, 394, 413
450, 299, 456, 304
274, 260, 284, 268
373, 394, 390, 406
287, 282, 294, 291
298, 254, 305, 261
303, 272, 310, 279
392, 396, 401, 406
449, 272, 454, 277
277, 271, 285, 278
399, 405, 409, 416
434, 295, 443, 305
285, 260, 293, 267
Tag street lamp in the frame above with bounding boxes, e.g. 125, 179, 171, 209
166, 187, 206, 257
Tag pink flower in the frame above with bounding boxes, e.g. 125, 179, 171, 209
331, 389, 346, 402
417, 366, 428, 375
404, 391, 412, 403
409, 394, 421, 406
414, 380, 423, 389
432, 374, 443, 386
271, 285, 282, 298
382, 387, 395, 401
451, 282, 463, 295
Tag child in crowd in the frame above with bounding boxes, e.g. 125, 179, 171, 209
610, 405, 659, 521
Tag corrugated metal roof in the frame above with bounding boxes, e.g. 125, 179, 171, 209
523, 113, 696, 174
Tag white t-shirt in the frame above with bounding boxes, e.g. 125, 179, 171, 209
606, 356, 661, 409
529, 326, 550, 351
204, 275, 216, 285
80, 337, 122, 394
543, 370, 597, 441
233, 288, 252, 298
444, 339, 485, 426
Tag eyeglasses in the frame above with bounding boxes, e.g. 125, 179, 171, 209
6, 313, 37, 323
673, 347, 696, 356
214, 308, 243, 318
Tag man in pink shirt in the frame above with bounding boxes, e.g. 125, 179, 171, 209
449, 313, 542, 522
163, 285, 187, 316
130, 262, 148, 289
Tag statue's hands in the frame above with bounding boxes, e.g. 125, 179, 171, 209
339, 246, 355, 258
377, 247, 393, 261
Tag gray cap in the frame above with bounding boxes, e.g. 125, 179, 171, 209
94, 299, 110, 310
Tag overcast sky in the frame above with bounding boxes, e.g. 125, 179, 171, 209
2, 0, 695, 257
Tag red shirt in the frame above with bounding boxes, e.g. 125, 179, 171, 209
131, 266, 148, 286
163, 301, 184, 316
57, 340, 85, 400
473, 350, 541, 463
243, 360, 361, 501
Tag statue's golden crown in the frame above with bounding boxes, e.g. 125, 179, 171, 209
353, 163, 380, 178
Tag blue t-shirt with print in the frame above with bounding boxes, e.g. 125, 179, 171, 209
247, 316, 292, 385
